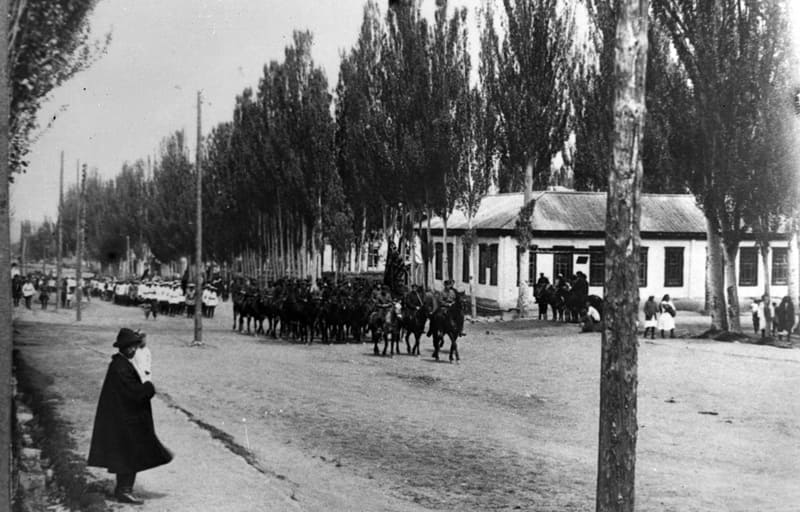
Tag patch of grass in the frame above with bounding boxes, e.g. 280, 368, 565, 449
13, 350, 109, 512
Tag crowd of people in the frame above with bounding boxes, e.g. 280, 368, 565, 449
750, 295, 796, 342
11, 273, 88, 310
101, 277, 222, 319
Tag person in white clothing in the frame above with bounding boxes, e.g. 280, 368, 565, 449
581, 301, 603, 333
131, 332, 152, 383
657, 294, 676, 338
22, 279, 36, 309
203, 286, 219, 318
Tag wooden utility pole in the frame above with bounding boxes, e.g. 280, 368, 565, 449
76, 162, 85, 321
192, 91, 203, 346
57, 151, 63, 310
126, 235, 130, 278
596, 0, 648, 510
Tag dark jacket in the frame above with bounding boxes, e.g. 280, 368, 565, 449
643, 300, 658, 320
87, 353, 172, 474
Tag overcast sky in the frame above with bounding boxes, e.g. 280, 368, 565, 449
9, 0, 482, 239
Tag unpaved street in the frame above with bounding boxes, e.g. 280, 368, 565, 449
13, 300, 800, 511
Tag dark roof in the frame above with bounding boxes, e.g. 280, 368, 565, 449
431, 191, 707, 234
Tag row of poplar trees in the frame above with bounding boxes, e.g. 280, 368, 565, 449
51, 0, 798, 330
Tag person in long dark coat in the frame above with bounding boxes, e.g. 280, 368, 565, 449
88, 328, 172, 505
776, 296, 795, 342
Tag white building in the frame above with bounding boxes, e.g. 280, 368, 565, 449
428, 191, 794, 310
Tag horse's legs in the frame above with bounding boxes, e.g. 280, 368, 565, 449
449, 335, 459, 362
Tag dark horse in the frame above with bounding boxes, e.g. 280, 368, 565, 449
370, 302, 402, 356
401, 305, 427, 356
431, 292, 465, 362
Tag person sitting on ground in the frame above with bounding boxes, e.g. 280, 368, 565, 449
581, 301, 603, 332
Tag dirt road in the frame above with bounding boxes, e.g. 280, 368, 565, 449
13, 300, 800, 511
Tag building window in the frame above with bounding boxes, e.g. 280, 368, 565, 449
447, 243, 454, 282
639, 247, 648, 287
368, 244, 379, 268
462, 244, 470, 283
478, 243, 499, 286
435, 242, 443, 280
489, 243, 498, 286
739, 247, 758, 287
515, 247, 535, 286
664, 247, 684, 287
772, 247, 788, 285
589, 246, 604, 286
553, 247, 573, 281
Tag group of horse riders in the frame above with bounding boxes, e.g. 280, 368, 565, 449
533, 271, 601, 323
230, 276, 465, 361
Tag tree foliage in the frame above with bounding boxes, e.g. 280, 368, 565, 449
9, 0, 110, 174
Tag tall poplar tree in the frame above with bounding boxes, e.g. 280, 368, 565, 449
596, 0, 648, 509
481, 0, 576, 315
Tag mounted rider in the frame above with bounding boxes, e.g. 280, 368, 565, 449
375, 284, 393, 309
403, 283, 424, 314
426, 280, 456, 337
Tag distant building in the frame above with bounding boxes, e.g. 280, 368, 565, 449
427, 191, 793, 310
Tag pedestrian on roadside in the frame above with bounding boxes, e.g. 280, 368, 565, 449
22, 278, 36, 309
751, 299, 760, 334
39, 286, 50, 310
658, 294, 676, 338
770, 301, 777, 336
643, 296, 658, 339
87, 328, 172, 505
776, 296, 795, 342
758, 297, 769, 339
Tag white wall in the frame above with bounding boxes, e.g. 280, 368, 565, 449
430, 233, 791, 310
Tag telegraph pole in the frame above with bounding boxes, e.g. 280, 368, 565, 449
56, 151, 63, 310
126, 235, 130, 278
192, 91, 203, 346
76, 162, 85, 321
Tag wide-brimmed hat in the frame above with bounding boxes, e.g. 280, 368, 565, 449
113, 328, 144, 349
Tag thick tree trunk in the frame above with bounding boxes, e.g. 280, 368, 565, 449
723, 239, 742, 333
359, 206, 367, 273
788, 221, 799, 332
278, 202, 285, 276
706, 215, 728, 331
596, 1, 648, 510
442, 211, 449, 282
760, 243, 772, 336
517, 160, 534, 317
301, 219, 308, 280
409, 207, 416, 286
0, 13, 12, 498
426, 206, 433, 290
468, 214, 477, 318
